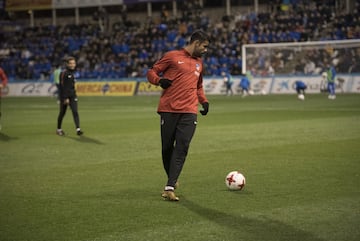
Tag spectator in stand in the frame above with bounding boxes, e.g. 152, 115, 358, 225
161, 5, 170, 23
304, 58, 316, 75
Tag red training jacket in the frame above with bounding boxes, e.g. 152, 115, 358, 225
147, 48, 208, 114
0, 68, 8, 86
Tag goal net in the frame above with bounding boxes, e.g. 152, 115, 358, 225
242, 39, 360, 76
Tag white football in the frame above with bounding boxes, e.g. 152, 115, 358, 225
225, 171, 246, 190
298, 94, 305, 100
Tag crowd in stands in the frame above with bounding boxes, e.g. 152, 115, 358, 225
0, 0, 360, 81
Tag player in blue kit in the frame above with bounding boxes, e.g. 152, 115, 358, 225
294, 80, 307, 100
239, 73, 251, 97
222, 71, 234, 96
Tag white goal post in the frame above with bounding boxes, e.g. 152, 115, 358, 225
242, 39, 360, 76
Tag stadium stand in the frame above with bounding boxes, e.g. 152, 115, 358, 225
0, 0, 359, 81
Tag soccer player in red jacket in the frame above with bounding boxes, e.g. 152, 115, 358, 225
147, 30, 210, 201
0, 67, 8, 88
0, 66, 8, 129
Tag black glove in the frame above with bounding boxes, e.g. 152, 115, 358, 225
159, 78, 172, 89
200, 102, 209, 116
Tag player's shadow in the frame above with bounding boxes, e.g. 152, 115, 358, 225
67, 135, 104, 145
0, 132, 18, 142
180, 198, 325, 241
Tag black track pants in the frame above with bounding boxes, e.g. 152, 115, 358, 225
160, 112, 197, 187
57, 96, 80, 129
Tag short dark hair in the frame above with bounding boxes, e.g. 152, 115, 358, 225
65, 56, 76, 63
189, 30, 210, 44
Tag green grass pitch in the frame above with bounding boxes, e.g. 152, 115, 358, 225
0, 94, 359, 241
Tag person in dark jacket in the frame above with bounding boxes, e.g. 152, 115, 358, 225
56, 56, 83, 136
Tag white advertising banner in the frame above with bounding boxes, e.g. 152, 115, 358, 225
203, 77, 225, 95
350, 75, 360, 93
233, 76, 273, 95
4, 75, 359, 97
5, 83, 56, 97
271, 75, 352, 94
203, 77, 273, 95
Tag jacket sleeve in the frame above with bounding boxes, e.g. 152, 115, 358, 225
59, 71, 65, 99
147, 53, 171, 85
197, 73, 208, 104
